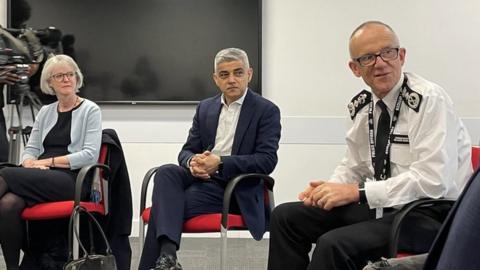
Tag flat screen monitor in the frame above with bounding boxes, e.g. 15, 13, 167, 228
9, 0, 262, 104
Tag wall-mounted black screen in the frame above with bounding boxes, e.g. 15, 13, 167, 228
10, 0, 261, 104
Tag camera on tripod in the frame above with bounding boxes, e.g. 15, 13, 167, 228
0, 26, 63, 94
0, 25, 62, 163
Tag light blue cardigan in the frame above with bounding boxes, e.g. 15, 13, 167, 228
21, 99, 102, 169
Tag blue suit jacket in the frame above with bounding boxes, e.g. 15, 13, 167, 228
423, 168, 480, 270
178, 89, 281, 240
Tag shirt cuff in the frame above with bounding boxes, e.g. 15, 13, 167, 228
20, 154, 36, 165
186, 155, 194, 168
365, 179, 388, 209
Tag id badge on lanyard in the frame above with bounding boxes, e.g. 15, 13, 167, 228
368, 78, 406, 219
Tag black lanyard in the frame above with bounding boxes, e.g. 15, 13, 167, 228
368, 78, 407, 180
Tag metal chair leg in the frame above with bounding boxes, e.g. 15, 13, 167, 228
73, 214, 79, 259
220, 225, 228, 270
25, 221, 30, 248
139, 219, 145, 255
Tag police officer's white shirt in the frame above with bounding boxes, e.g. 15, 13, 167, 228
372, 74, 403, 138
330, 72, 472, 209
211, 88, 247, 157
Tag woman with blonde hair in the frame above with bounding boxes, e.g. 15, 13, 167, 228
0, 54, 102, 269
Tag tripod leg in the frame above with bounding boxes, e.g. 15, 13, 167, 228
25, 91, 43, 111
7, 94, 24, 164
6, 91, 41, 164
0, 109, 8, 162
16, 94, 27, 147
22, 92, 40, 144
28, 102, 35, 120
15, 94, 24, 132
7, 125, 21, 164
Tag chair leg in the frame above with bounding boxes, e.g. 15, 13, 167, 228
220, 225, 228, 270
25, 220, 30, 249
73, 214, 80, 259
139, 219, 145, 255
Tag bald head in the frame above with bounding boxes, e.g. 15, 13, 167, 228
349, 21, 400, 58
347, 21, 406, 98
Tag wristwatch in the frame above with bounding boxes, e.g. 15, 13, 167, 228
358, 182, 368, 204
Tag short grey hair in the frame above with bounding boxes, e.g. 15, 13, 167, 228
40, 54, 84, 95
349, 21, 400, 58
350, 21, 397, 40
214, 48, 250, 73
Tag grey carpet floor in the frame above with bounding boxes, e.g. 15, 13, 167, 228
0, 237, 270, 270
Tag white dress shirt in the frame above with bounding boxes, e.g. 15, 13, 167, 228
211, 89, 247, 156
330, 72, 472, 208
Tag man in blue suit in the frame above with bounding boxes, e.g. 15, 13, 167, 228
138, 48, 281, 270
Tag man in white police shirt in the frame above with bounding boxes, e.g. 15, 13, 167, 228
267, 21, 472, 270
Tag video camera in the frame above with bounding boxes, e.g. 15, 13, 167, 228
0, 26, 61, 96
0, 26, 62, 164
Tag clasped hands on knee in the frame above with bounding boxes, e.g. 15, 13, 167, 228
22, 158, 51, 170
298, 181, 360, 210
189, 151, 221, 180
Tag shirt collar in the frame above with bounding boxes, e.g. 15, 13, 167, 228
372, 73, 404, 111
220, 88, 248, 107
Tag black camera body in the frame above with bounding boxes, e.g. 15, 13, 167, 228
10, 63, 31, 93
0, 32, 30, 94
0, 26, 60, 97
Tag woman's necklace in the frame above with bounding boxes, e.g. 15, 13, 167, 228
59, 96, 80, 112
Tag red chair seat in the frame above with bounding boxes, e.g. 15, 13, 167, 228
141, 207, 246, 232
183, 213, 245, 232
21, 201, 105, 220
396, 253, 411, 258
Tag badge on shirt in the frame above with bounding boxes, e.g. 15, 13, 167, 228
400, 84, 423, 112
392, 134, 409, 144
348, 90, 372, 120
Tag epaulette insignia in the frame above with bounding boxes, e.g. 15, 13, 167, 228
348, 90, 371, 120
400, 84, 423, 112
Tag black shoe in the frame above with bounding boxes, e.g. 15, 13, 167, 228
151, 254, 183, 270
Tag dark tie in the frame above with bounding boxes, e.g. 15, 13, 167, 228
375, 100, 391, 180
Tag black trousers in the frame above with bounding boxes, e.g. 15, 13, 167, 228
267, 202, 445, 270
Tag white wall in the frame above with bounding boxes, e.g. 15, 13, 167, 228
1, 0, 480, 237
263, 0, 480, 117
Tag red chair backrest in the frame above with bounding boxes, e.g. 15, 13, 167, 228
97, 144, 109, 205
472, 146, 480, 172
98, 144, 108, 171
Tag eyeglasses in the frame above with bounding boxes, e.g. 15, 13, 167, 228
353, 48, 400, 67
50, 72, 76, 82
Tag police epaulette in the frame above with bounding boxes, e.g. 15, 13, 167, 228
400, 84, 422, 112
348, 90, 371, 120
